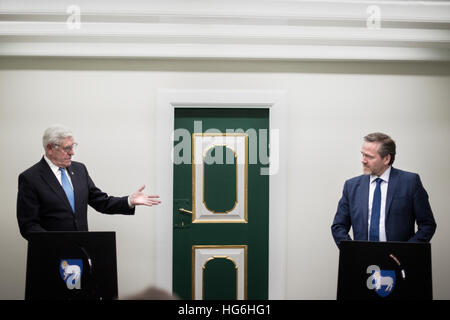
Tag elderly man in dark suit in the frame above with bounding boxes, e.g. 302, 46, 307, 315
17, 125, 161, 240
331, 132, 436, 247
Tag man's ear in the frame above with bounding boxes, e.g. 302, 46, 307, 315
383, 154, 391, 166
46, 143, 54, 155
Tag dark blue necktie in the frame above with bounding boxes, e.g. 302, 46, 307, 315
59, 168, 75, 213
369, 178, 382, 241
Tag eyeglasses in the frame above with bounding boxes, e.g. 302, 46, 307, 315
55, 143, 78, 153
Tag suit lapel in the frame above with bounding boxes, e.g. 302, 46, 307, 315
360, 174, 370, 240
38, 157, 73, 211
385, 167, 399, 219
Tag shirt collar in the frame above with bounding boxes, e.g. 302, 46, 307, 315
370, 166, 391, 184
44, 154, 62, 175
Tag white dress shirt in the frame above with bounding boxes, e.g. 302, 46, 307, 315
368, 166, 391, 242
44, 155, 74, 189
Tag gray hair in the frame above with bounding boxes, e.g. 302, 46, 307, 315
42, 124, 73, 150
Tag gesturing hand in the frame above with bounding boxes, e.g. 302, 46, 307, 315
129, 185, 161, 207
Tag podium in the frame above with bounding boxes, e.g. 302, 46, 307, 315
337, 241, 432, 300
25, 231, 118, 300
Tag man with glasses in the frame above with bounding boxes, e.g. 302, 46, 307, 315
17, 124, 161, 240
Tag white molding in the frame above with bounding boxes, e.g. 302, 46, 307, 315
0, 0, 449, 61
192, 246, 247, 300
155, 89, 288, 299
192, 134, 248, 223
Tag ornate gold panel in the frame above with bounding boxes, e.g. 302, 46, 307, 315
192, 133, 248, 223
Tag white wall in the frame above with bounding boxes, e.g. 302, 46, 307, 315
0, 58, 448, 299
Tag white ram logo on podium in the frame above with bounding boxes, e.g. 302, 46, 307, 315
59, 259, 83, 290
366, 265, 396, 298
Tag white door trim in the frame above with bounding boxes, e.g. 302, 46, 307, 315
155, 89, 288, 299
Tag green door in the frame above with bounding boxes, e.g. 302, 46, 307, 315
173, 108, 269, 300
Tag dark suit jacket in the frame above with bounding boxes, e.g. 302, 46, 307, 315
331, 167, 436, 247
17, 157, 135, 239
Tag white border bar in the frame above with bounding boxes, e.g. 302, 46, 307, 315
1, 0, 449, 61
